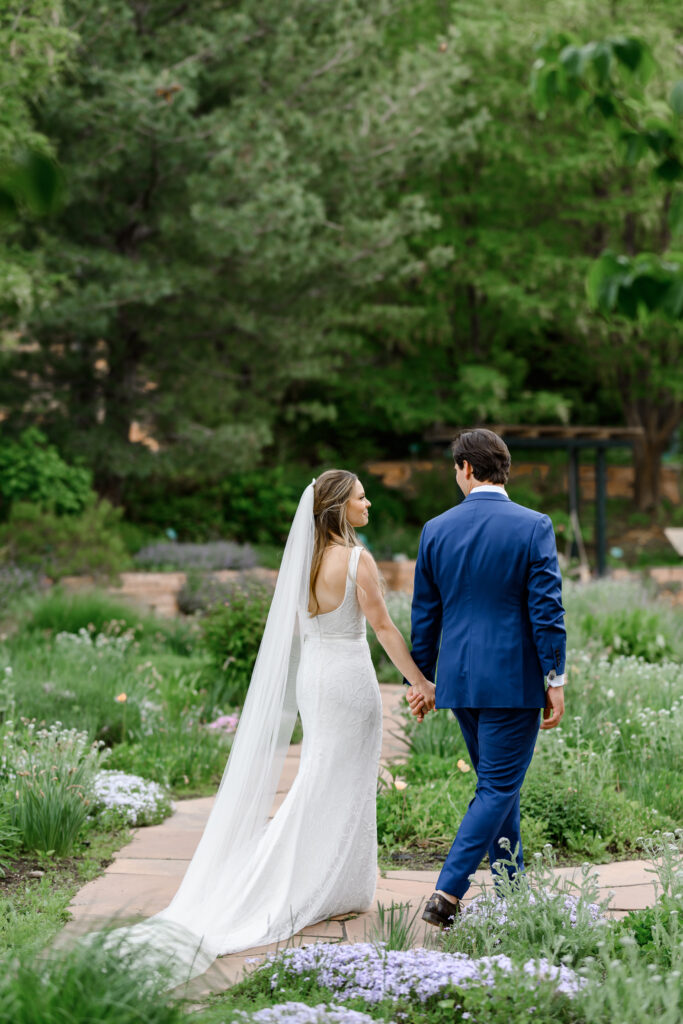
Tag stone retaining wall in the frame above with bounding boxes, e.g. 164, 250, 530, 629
60, 561, 683, 617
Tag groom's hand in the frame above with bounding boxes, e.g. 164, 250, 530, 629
540, 684, 565, 729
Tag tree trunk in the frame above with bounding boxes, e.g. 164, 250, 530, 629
631, 435, 668, 512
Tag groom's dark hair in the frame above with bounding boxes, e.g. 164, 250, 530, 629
451, 429, 511, 484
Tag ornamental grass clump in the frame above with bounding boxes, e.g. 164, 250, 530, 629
368, 900, 423, 950
91, 770, 172, 827
2, 721, 103, 856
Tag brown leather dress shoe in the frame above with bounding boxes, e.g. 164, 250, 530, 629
422, 891, 461, 928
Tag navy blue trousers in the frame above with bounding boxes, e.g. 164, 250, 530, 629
436, 707, 540, 899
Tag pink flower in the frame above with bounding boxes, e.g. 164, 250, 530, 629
207, 713, 240, 733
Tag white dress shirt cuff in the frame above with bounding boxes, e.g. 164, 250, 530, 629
547, 670, 565, 687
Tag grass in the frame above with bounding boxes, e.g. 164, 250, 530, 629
197, 834, 683, 1024
376, 581, 682, 868
0, 818, 131, 957
1, 576, 681, 1022
0, 925, 186, 1024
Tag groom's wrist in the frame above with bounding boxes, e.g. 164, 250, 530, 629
547, 669, 565, 687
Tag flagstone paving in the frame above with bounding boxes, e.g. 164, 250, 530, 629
60, 683, 662, 997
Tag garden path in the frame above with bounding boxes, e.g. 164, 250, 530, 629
60, 684, 661, 999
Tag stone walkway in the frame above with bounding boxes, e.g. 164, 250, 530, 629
61, 685, 661, 998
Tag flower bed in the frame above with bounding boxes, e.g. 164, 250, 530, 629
91, 770, 173, 827
261, 943, 585, 1002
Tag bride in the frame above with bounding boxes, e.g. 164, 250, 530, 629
91, 469, 435, 984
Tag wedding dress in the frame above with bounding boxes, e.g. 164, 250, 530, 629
87, 485, 382, 987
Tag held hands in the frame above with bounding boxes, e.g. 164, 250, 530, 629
540, 684, 565, 729
406, 678, 436, 723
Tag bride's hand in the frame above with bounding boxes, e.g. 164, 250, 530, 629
407, 679, 435, 720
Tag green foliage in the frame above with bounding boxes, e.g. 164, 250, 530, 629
0, 429, 92, 520
105, 723, 229, 795
581, 607, 674, 661
520, 732, 667, 860
0, 796, 21, 876
0, 930, 186, 1024
221, 470, 302, 545
0, 498, 130, 580
405, 708, 466, 760
2, 722, 103, 857
0, 566, 39, 617
443, 846, 609, 966
21, 589, 143, 637
564, 579, 683, 659
0, 150, 64, 219
367, 900, 423, 951
201, 586, 272, 706
587, 252, 683, 319
376, 761, 475, 853
2, 0, 483, 491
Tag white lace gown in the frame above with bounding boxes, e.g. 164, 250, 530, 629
169, 544, 383, 954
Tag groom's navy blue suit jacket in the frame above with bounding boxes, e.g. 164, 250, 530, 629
410, 490, 566, 709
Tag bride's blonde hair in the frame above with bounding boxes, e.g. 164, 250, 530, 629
309, 469, 359, 615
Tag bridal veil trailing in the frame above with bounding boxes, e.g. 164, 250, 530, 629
88, 482, 317, 985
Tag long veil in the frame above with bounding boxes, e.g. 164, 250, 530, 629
85, 481, 316, 986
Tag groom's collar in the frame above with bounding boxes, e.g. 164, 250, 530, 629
465, 484, 510, 501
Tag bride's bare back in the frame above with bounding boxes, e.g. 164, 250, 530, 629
308, 543, 352, 615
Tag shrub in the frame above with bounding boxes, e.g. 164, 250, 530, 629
201, 585, 271, 706
177, 569, 273, 615
21, 589, 143, 637
134, 540, 256, 571
122, 484, 227, 541
0, 566, 40, 616
564, 579, 682, 660
0, 427, 92, 520
581, 607, 674, 662
520, 725, 672, 860
220, 468, 300, 544
0, 497, 130, 580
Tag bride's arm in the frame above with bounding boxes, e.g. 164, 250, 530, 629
356, 550, 435, 709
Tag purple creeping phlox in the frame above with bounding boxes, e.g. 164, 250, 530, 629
235, 1002, 381, 1024
260, 943, 585, 1003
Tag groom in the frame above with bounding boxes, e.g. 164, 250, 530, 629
405, 428, 566, 927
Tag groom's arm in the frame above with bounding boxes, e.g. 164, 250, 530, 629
405, 525, 442, 686
527, 514, 566, 682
